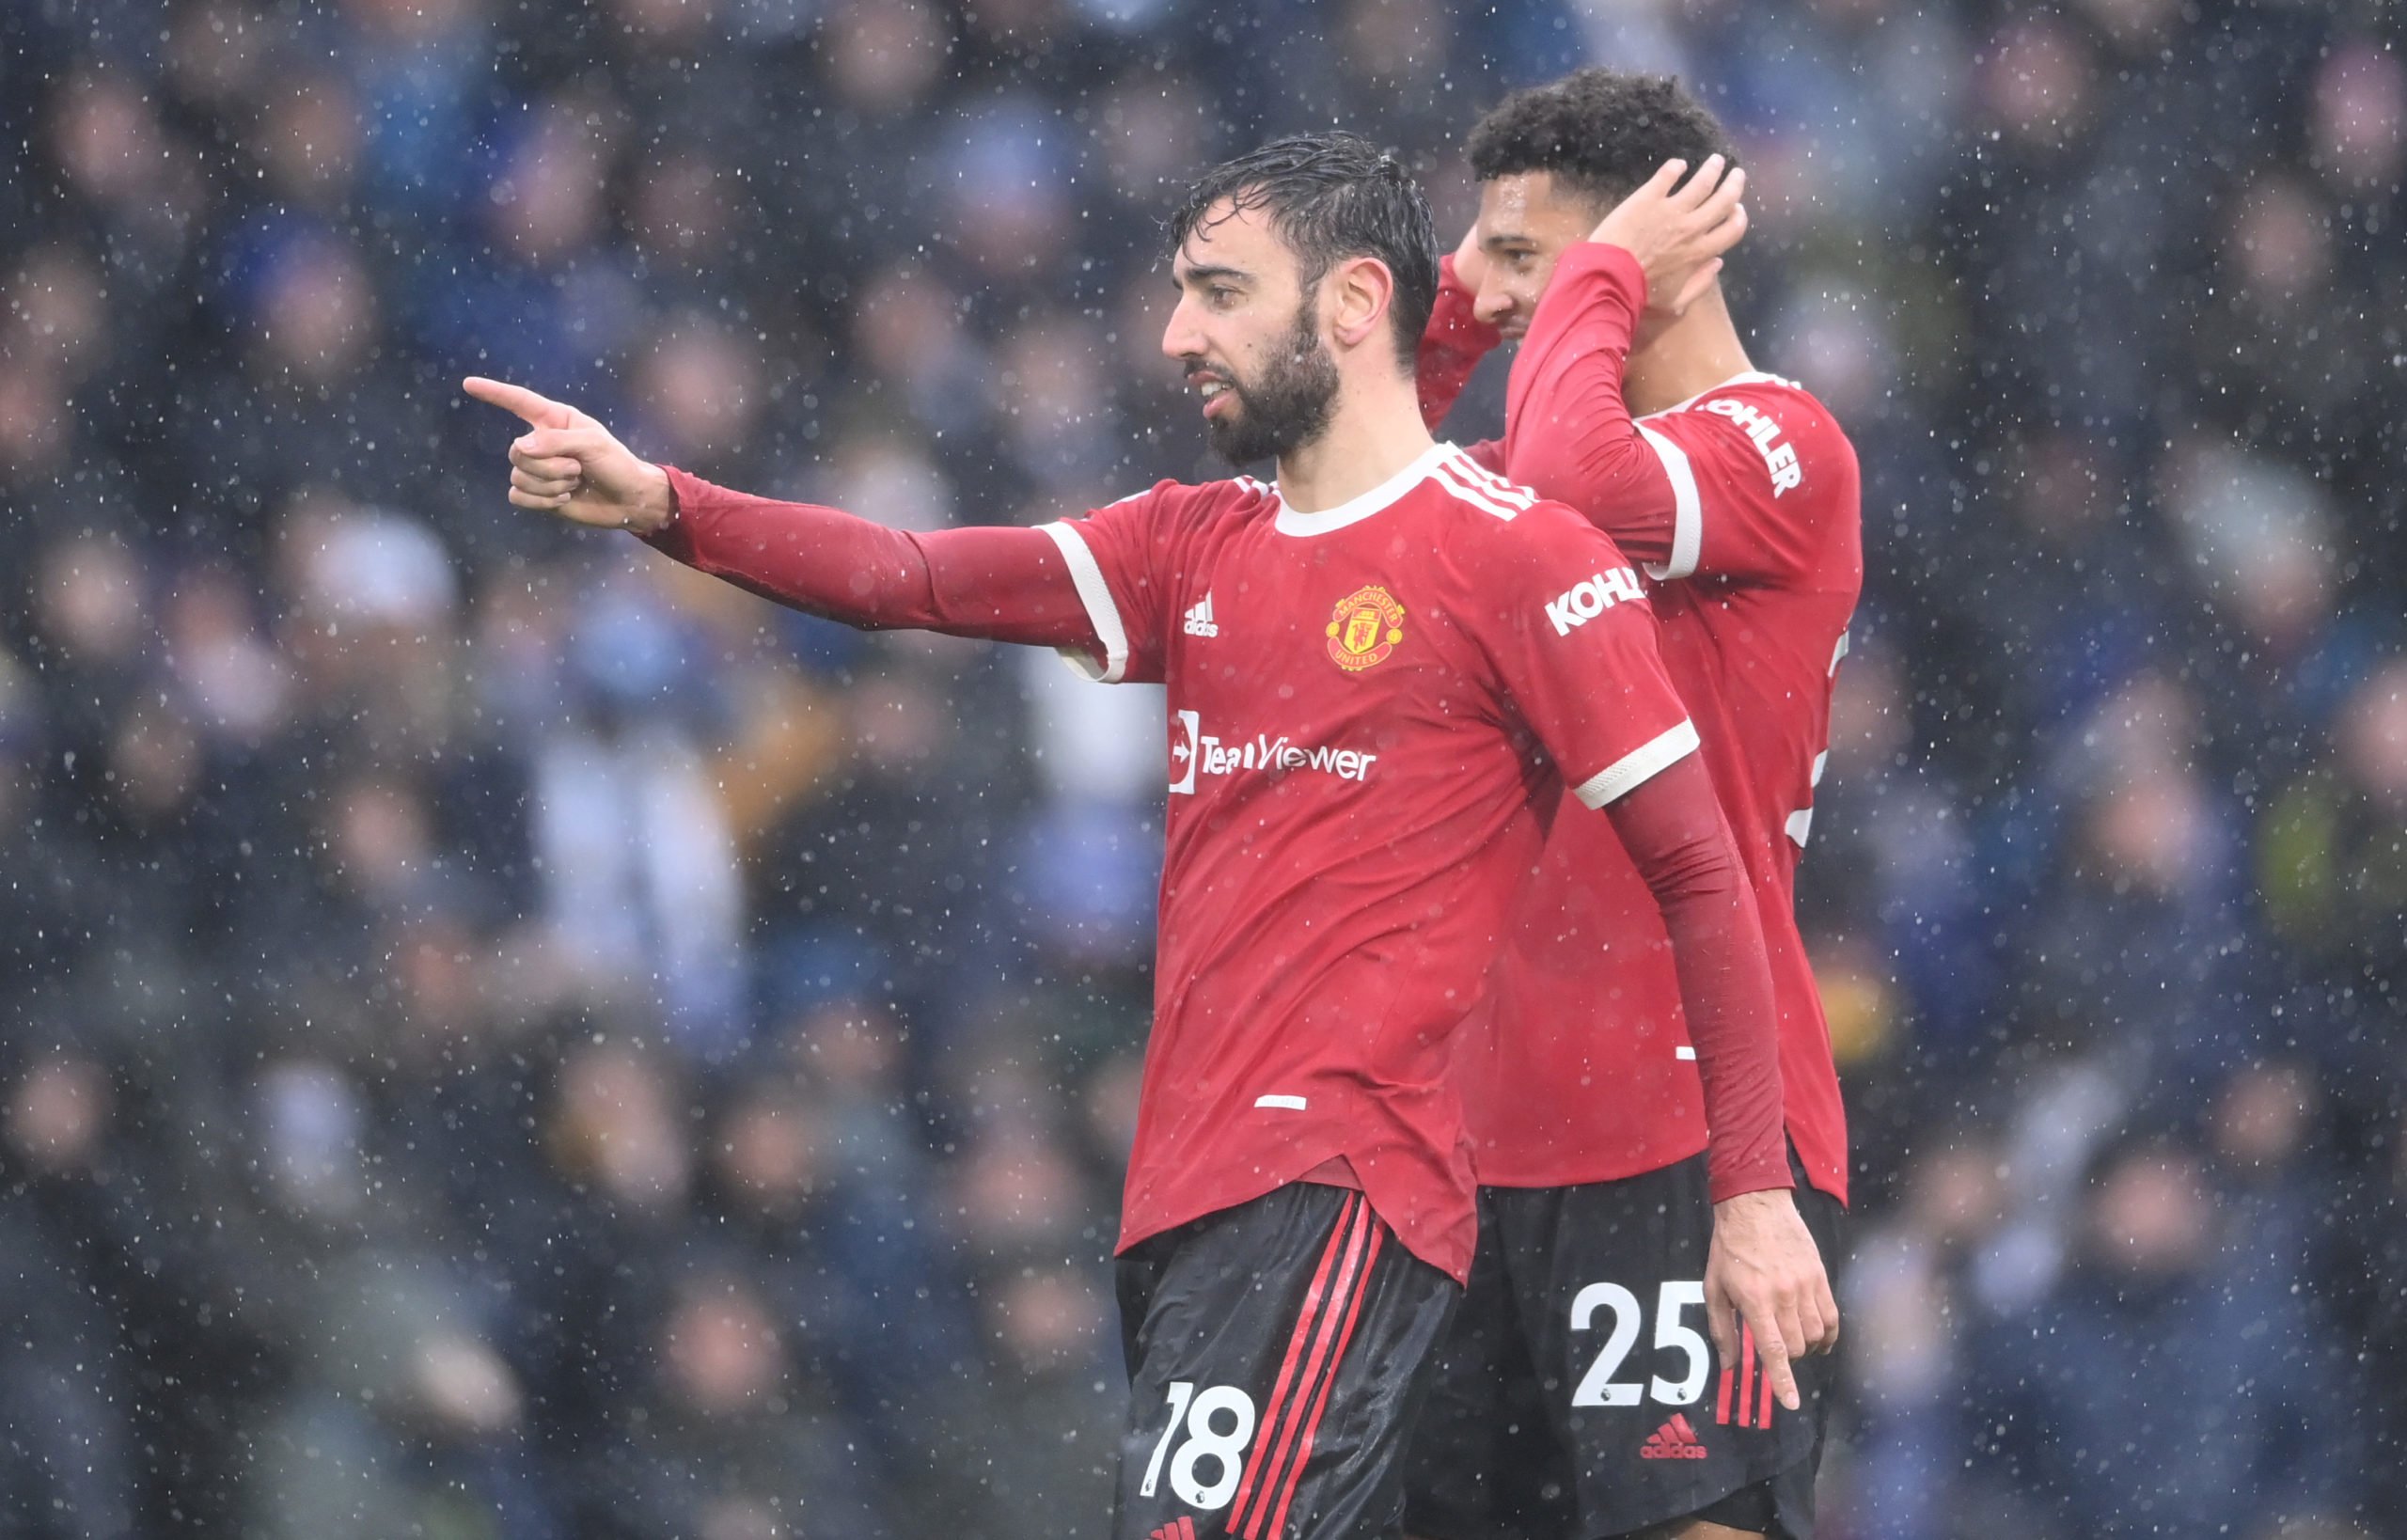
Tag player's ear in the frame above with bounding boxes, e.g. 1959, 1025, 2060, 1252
1325, 255, 1393, 354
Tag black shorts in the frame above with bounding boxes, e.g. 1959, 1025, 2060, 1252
1402, 1151, 1845, 1539
1115, 1182, 1462, 1540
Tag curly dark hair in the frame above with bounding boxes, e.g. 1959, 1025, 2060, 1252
1168, 132, 1439, 368
1467, 69, 1737, 217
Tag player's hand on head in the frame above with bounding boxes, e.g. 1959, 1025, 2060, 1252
462, 376, 675, 535
1703, 1186, 1838, 1414
1590, 154, 1748, 322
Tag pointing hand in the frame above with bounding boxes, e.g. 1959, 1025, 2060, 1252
1703, 1186, 1839, 1414
462, 376, 675, 536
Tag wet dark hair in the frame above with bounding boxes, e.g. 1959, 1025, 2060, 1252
1468, 69, 1738, 217
1168, 132, 1438, 367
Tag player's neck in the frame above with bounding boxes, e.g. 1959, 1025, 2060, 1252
1625, 287, 1754, 416
1272, 368, 1438, 513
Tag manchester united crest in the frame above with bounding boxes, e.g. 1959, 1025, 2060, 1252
1326, 585, 1406, 672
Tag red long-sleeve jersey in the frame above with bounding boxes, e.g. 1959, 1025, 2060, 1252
642, 448, 1789, 1279
1420, 244, 1863, 1204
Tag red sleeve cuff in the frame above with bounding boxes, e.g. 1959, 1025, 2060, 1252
1708, 1160, 1795, 1206
641, 464, 708, 561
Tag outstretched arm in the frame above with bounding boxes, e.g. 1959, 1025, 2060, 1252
645, 470, 1100, 649
464, 377, 1104, 656
1602, 752, 1839, 1409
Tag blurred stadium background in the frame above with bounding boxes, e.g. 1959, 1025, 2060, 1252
1, 0, 2401, 1535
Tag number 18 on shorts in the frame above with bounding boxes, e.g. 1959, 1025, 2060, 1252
1112, 1185, 1461, 1540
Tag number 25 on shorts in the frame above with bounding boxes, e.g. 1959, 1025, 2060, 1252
1140, 1381, 1259, 1510
1570, 1280, 1709, 1406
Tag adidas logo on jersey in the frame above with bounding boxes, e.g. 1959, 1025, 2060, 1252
1640, 1413, 1708, 1460
1182, 592, 1219, 637
1545, 567, 1645, 636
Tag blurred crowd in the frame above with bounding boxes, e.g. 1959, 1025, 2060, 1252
0, 0, 2400, 1535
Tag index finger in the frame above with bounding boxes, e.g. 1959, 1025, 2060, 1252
1747, 1313, 1803, 1413
464, 376, 574, 430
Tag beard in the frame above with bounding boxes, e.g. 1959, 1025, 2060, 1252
1201, 296, 1341, 468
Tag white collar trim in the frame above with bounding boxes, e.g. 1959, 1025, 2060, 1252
1271, 442, 1456, 537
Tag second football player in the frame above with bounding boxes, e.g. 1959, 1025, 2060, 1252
1407, 70, 1859, 1540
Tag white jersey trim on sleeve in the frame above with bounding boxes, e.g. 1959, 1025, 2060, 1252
1038, 521, 1130, 684
1571, 719, 1701, 809
1636, 422, 1703, 582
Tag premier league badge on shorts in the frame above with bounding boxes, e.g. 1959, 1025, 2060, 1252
1326, 585, 1406, 672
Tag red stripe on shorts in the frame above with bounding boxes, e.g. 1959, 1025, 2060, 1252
1738, 1325, 1758, 1428
1235, 1197, 1374, 1539
1229, 1193, 1363, 1533
1262, 1218, 1386, 1540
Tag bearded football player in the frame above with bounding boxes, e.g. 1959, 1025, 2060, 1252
467, 132, 1819, 1540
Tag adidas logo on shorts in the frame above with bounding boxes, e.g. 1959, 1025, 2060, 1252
1641, 1412, 1708, 1460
